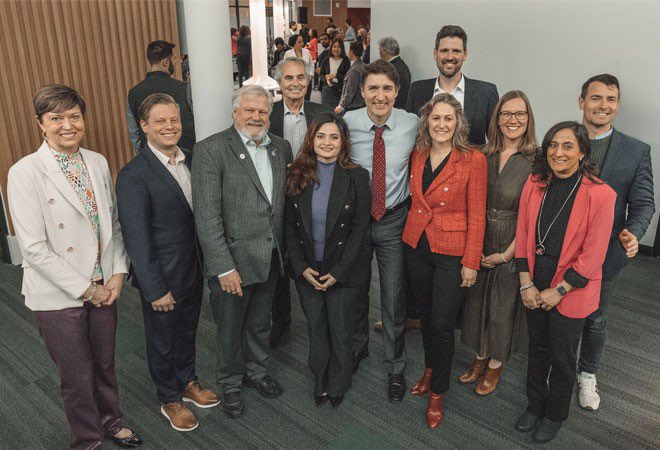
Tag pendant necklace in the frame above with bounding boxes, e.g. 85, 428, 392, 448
536, 174, 582, 256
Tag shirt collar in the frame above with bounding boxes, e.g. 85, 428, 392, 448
593, 127, 614, 140
148, 142, 184, 165
283, 100, 305, 116
434, 73, 465, 95
389, 55, 400, 62
235, 126, 272, 147
359, 107, 397, 132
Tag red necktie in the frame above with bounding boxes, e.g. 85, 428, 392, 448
371, 126, 387, 220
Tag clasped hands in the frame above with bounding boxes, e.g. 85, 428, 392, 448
521, 286, 561, 311
83, 273, 124, 308
302, 267, 337, 291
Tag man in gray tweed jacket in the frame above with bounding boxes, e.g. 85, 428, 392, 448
192, 85, 293, 419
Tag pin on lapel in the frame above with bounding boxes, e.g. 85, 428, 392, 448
240, 153, 246, 159
271, 150, 277, 156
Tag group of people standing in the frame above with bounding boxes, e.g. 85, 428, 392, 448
7, 24, 654, 450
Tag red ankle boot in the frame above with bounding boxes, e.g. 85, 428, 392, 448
426, 392, 444, 429
411, 368, 432, 396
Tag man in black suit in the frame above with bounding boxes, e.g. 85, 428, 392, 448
406, 25, 498, 146
575, 74, 655, 412
116, 94, 219, 432
269, 57, 333, 347
378, 37, 411, 110
315, 33, 331, 91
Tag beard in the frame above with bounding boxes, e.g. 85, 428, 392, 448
238, 122, 269, 142
438, 59, 461, 78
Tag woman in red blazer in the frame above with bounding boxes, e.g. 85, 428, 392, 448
402, 93, 487, 428
514, 121, 615, 443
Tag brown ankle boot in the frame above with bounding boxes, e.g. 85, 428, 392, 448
411, 368, 432, 396
426, 392, 444, 429
458, 357, 488, 384
475, 365, 503, 396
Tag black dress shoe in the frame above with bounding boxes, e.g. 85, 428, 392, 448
315, 394, 328, 406
270, 323, 290, 349
222, 391, 244, 418
533, 417, 563, 443
242, 374, 284, 398
515, 411, 540, 432
388, 373, 406, 402
352, 349, 369, 374
110, 430, 142, 448
329, 395, 344, 409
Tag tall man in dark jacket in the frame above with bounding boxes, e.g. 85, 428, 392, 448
192, 85, 293, 418
116, 94, 218, 433
378, 37, 411, 110
575, 74, 655, 411
127, 40, 196, 153
405, 25, 498, 146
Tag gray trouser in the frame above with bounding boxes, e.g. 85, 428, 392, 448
353, 205, 407, 375
209, 254, 279, 393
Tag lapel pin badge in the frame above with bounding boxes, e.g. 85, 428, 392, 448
272, 150, 277, 156
240, 153, 246, 159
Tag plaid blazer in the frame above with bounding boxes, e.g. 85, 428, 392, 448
402, 147, 487, 270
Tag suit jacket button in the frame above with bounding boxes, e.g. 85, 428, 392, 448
440, 203, 445, 206
58, 223, 65, 229
299, 240, 303, 244
344, 204, 349, 209
338, 241, 343, 246
48, 198, 55, 204
340, 223, 345, 228
294, 203, 298, 208
443, 187, 449, 192
67, 246, 75, 253
418, 209, 422, 214
296, 222, 300, 226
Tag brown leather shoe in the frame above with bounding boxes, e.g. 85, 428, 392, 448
182, 380, 221, 408
406, 319, 422, 332
374, 321, 383, 331
161, 401, 198, 432
475, 365, 503, 396
411, 368, 432, 396
458, 357, 488, 384
426, 392, 444, 429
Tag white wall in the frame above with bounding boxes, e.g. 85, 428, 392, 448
372, 0, 660, 246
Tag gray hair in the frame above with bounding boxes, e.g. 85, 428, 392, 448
273, 57, 309, 83
378, 36, 400, 56
232, 85, 274, 113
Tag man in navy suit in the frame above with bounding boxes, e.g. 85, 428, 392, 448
405, 25, 498, 146
116, 94, 220, 432
575, 74, 655, 411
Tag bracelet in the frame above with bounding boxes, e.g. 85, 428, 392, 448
519, 282, 534, 293
84, 283, 97, 302
500, 253, 509, 263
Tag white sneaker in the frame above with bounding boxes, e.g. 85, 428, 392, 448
577, 372, 601, 410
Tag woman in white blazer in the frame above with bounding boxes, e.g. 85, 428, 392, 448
7, 85, 142, 450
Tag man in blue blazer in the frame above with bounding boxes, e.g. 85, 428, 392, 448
405, 25, 498, 146
575, 74, 655, 411
116, 94, 219, 432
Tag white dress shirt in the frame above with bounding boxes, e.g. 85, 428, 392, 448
434, 73, 465, 108
148, 142, 193, 208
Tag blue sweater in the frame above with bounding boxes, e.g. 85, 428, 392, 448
311, 160, 336, 261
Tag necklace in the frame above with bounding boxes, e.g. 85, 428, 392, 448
535, 174, 582, 256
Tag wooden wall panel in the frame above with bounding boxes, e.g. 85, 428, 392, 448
0, 0, 182, 233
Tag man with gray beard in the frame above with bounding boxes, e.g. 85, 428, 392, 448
192, 85, 293, 419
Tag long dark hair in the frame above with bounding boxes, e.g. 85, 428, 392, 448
329, 38, 347, 58
532, 121, 600, 185
285, 113, 356, 196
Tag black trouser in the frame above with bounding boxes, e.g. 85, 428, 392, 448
272, 269, 292, 329
236, 54, 250, 87
525, 307, 585, 422
140, 279, 203, 403
405, 237, 465, 394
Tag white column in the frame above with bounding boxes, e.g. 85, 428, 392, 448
244, 0, 278, 90
182, 0, 234, 140
273, 0, 285, 39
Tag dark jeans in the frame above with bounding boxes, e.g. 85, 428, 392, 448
526, 307, 585, 422
236, 54, 251, 87
33, 303, 123, 450
140, 279, 203, 403
405, 238, 465, 394
578, 274, 620, 374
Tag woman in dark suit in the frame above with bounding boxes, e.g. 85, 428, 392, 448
402, 93, 487, 428
236, 25, 251, 87
514, 121, 615, 443
284, 113, 370, 409
319, 38, 350, 108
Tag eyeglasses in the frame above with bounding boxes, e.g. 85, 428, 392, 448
499, 111, 528, 121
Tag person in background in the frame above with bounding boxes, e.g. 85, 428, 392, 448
285, 34, 314, 101
362, 33, 371, 64
459, 91, 537, 396
116, 93, 219, 433
306, 29, 319, 63
284, 114, 371, 409
270, 37, 288, 75
403, 93, 487, 428
514, 121, 615, 443
236, 25, 252, 87
344, 19, 356, 42
335, 41, 366, 114
357, 27, 368, 44
575, 74, 655, 411
7, 84, 141, 449
284, 21, 296, 43
378, 37, 411, 110
319, 38, 350, 108
231, 28, 239, 82
315, 33, 331, 91
300, 23, 310, 44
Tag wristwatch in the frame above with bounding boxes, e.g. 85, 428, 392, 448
557, 285, 568, 297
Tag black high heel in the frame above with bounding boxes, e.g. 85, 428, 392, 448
329, 395, 343, 409
315, 394, 328, 406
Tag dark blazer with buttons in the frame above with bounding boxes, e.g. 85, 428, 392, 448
284, 164, 371, 288
598, 129, 655, 279
116, 147, 202, 303
269, 100, 333, 139
405, 75, 499, 146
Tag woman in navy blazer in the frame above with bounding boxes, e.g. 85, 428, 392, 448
514, 122, 615, 443
284, 114, 370, 409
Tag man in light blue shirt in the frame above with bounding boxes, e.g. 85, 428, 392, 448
344, 19, 356, 42
344, 60, 419, 402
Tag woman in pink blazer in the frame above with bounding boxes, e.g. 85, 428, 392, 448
514, 121, 615, 443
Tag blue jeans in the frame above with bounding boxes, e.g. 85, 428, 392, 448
578, 273, 620, 374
